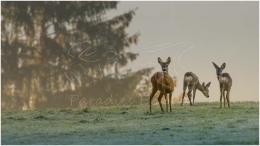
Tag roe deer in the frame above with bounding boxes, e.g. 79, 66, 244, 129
181, 72, 211, 106
212, 62, 232, 108
150, 57, 175, 112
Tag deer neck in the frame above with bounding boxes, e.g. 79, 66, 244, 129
197, 81, 204, 92
163, 71, 170, 85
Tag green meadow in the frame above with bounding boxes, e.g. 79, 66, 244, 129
1, 102, 259, 145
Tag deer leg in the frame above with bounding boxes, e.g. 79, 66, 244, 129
223, 91, 226, 108
158, 92, 164, 112
220, 88, 222, 108
220, 87, 224, 108
192, 89, 196, 106
149, 88, 157, 112
227, 89, 231, 108
181, 83, 187, 106
169, 93, 172, 112
187, 84, 193, 106
181, 91, 185, 106
164, 93, 168, 112
187, 90, 192, 106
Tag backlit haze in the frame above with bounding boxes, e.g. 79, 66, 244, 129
107, 1, 259, 102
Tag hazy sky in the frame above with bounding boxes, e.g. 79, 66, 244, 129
107, 1, 259, 102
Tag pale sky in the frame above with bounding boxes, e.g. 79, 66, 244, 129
107, 1, 259, 102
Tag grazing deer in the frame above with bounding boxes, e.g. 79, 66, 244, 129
181, 72, 211, 106
212, 62, 232, 108
150, 57, 175, 112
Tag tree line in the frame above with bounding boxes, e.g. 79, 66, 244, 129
1, 1, 152, 110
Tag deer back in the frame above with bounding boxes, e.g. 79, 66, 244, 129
184, 72, 199, 86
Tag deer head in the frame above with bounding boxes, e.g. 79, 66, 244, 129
212, 62, 226, 77
201, 82, 211, 98
158, 57, 171, 73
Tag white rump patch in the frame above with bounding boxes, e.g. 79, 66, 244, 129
185, 76, 192, 81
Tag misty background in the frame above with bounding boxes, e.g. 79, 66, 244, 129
1, 1, 259, 110
109, 1, 259, 102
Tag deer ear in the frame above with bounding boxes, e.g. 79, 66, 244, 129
202, 82, 205, 87
212, 62, 219, 69
166, 57, 171, 64
205, 82, 211, 88
158, 57, 163, 65
221, 63, 226, 70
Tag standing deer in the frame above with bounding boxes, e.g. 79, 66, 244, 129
181, 72, 211, 106
150, 57, 175, 112
212, 62, 232, 108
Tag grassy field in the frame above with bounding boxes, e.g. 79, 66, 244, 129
1, 102, 259, 145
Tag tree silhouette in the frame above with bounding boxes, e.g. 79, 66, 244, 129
1, 1, 152, 110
